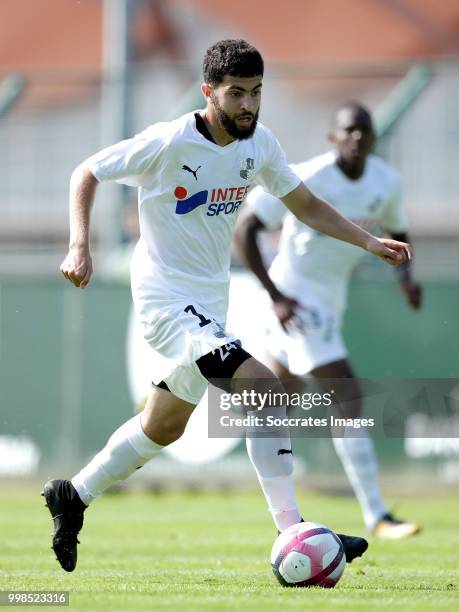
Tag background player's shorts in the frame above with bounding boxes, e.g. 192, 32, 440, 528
265, 299, 348, 376
134, 297, 240, 404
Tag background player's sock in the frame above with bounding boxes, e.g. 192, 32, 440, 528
332, 427, 387, 530
72, 414, 163, 506
246, 408, 301, 532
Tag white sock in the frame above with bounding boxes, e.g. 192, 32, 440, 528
332, 426, 387, 530
72, 414, 163, 505
246, 408, 301, 531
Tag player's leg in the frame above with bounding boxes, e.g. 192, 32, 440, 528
233, 356, 302, 532
196, 345, 302, 532
72, 385, 195, 503
229, 355, 367, 561
43, 385, 196, 571
311, 358, 420, 538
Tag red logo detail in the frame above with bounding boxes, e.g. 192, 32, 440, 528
174, 186, 188, 200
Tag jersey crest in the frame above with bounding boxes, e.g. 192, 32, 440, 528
240, 157, 255, 180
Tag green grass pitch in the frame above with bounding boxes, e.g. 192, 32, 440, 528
0, 486, 458, 611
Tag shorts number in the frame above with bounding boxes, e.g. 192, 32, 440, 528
213, 342, 238, 362
184, 304, 212, 327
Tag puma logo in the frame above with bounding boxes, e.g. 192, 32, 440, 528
182, 164, 201, 180
277, 448, 293, 455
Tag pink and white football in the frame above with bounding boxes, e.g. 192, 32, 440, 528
271, 521, 346, 588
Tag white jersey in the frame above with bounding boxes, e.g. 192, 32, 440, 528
248, 151, 408, 314
88, 111, 300, 319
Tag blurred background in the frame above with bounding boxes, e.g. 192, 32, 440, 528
1, 0, 458, 493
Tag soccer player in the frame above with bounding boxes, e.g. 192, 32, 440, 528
235, 102, 422, 539
43, 41, 412, 572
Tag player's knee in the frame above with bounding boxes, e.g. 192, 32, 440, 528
141, 406, 189, 446
150, 420, 186, 446
233, 357, 284, 396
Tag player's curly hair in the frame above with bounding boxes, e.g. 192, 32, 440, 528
203, 39, 264, 86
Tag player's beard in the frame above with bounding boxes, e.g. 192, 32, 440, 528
211, 94, 259, 140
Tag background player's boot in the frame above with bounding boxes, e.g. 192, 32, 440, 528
42, 479, 87, 572
372, 512, 421, 539
336, 533, 368, 562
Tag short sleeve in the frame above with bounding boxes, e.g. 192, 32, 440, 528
253, 127, 301, 198
86, 123, 168, 188
246, 185, 288, 230
380, 174, 408, 233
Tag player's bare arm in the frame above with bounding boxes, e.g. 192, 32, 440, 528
234, 212, 298, 328
60, 164, 98, 289
281, 182, 413, 265
389, 231, 422, 309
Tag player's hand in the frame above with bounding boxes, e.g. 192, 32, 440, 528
400, 280, 422, 310
366, 237, 413, 266
272, 293, 299, 330
60, 246, 93, 288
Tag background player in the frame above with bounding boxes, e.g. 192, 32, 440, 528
43, 43, 412, 572
236, 101, 422, 538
